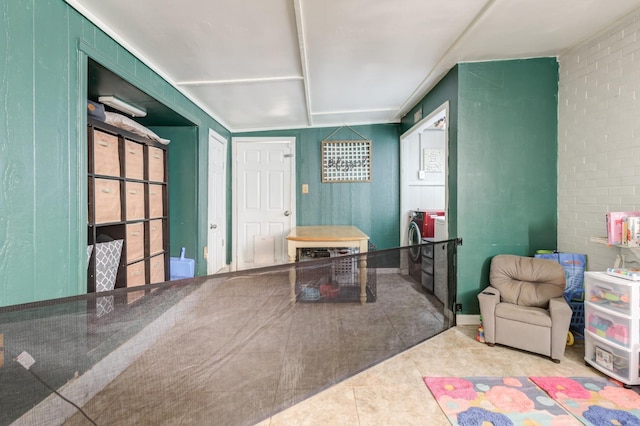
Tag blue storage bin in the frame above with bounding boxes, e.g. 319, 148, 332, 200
570, 300, 584, 334
170, 247, 195, 280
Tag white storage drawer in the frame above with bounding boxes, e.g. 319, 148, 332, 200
585, 333, 636, 382
585, 272, 637, 316
586, 304, 633, 348
584, 271, 640, 386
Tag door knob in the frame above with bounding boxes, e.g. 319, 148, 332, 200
210, 224, 217, 229
284, 211, 290, 216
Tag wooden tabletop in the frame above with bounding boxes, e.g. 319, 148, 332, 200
286, 225, 368, 242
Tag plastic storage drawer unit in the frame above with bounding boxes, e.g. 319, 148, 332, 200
586, 304, 633, 347
584, 271, 640, 386
585, 336, 632, 380
586, 272, 635, 315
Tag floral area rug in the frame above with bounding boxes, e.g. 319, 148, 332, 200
423, 376, 579, 425
530, 376, 640, 425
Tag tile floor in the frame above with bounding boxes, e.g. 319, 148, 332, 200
259, 326, 598, 426
62, 267, 600, 426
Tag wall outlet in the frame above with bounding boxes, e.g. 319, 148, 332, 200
302, 184, 309, 194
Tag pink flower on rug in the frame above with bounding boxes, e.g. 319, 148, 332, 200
599, 385, 640, 409
503, 377, 523, 387
423, 377, 477, 400
485, 386, 534, 412
438, 394, 471, 414
551, 414, 584, 425
530, 377, 591, 399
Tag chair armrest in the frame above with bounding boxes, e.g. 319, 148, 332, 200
549, 296, 572, 360
549, 296, 572, 325
478, 286, 500, 308
477, 286, 500, 343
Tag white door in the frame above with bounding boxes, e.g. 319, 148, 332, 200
233, 137, 295, 270
207, 129, 227, 274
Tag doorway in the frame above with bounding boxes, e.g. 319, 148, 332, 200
231, 137, 296, 271
399, 101, 449, 246
207, 129, 228, 274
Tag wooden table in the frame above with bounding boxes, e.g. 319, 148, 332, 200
286, 226, 369, 304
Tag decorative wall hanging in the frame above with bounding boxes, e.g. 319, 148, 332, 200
423, 148, 444, 173
321, 126, 372, 183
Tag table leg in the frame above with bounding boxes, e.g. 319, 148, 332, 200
288, 243, 297, 304
359, 254, 367, 304
359, 241, 369, 305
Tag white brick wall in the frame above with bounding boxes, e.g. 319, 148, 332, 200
558, 11, 640, 271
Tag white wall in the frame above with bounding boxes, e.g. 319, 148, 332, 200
405, 130, 446, 211
558, 11, 640, 270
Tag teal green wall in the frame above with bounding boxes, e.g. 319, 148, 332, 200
235, 124, 400, 250
456, 58, 558, 313
401, 59, 558, 314
160, 127, 200, 261
0, 1, 228, 306
0, 2, 559, 311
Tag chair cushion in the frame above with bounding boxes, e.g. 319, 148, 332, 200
490, 255, 565, 308
495, 303, 552, 327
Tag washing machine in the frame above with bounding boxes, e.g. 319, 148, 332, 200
407, 211, 427, 285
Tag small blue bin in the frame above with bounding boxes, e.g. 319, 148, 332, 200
170, 247, 195, 280
569, 300, 584, 335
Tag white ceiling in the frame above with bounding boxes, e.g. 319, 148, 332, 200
67, 0, 640, 132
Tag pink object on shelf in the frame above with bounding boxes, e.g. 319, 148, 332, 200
606, 211, 640, 245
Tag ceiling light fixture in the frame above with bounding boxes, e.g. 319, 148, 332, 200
98, 95, 147, 117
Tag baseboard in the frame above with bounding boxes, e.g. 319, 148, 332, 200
377, 268, 402, 274
456, 314, 481, 326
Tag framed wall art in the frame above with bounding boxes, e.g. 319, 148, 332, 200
321, 140, 372, 183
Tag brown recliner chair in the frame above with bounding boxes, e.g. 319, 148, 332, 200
477, 254, 572, 363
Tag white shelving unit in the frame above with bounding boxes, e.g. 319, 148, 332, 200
584, 271, 640, 386
590, 236, 640, 263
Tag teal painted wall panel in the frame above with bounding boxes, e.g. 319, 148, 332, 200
163, 127, 199, 261
236, 124, 400, 250
455, 58, 558, 314
0, 1, 230, 306
117, 48, 136, 72
34, 0, 74, 299
1, 0, 38, 304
